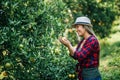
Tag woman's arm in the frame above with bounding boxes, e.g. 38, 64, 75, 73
67, 45, 75, 56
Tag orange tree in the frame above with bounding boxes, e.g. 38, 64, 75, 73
0, 0, 77, 80
64, 0, 119, 38
0, 0, 119, 80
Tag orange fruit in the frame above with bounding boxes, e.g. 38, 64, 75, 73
68, 74, 72, 78
62, 37, 67, 41
30, 57, 35, 63
2, 71, 7, 76
19, 44, 24, 48
5, 63, 11, 68
71, 74, 75, 78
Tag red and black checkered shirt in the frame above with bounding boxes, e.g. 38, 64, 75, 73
72, 35, 100, 80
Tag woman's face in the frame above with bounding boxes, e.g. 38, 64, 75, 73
75, 24, 86, 36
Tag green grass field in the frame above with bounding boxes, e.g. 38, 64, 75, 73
100, 25, 120, 80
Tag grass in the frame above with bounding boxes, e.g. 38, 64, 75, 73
99, 25, 120, 80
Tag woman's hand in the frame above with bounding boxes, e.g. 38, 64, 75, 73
59, 36, 75, 56
59, 37, 71, 47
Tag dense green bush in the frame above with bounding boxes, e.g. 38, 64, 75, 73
0, 0, 119, 80
0, 0, 77, 80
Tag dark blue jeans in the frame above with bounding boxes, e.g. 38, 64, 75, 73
83, 76, 102, 80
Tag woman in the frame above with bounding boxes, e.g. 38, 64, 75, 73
59, 16, 101, 80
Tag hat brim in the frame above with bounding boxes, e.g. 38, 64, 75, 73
72, 22, 93, 28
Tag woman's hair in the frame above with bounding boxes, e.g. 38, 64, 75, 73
84, 25, 96, 37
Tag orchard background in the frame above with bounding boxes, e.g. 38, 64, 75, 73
0, 0, 120, 80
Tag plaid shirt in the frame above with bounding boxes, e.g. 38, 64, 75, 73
72, 35, 100, 80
